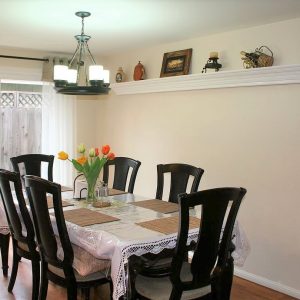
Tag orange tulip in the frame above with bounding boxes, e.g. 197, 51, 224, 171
102, 144, 110, 155
58, 151, 68, 160
107, 152, 115, 160
95, 148, 99, 156
76, 156, 87, 165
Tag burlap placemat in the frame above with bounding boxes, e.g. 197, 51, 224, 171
130, 199, 178, 214
136, 216, 200, 235
47, 196, 74, 209
61, 186, 73, 192
109, 188, 128, 196
25, 196, 74, 209
62, 208, 119, 227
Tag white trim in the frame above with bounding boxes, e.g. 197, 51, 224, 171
234, 268, 300, 299
111, 64, 300, 95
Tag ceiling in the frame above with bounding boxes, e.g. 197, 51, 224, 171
1, 0, 300, 56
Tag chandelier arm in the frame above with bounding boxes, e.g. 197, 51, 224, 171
85, 42, 97, 65
77, 42, 85, 84
69, 42, 81, 67
82, 45, 89, 86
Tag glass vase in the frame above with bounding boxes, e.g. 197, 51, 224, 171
86, 176, 98, 203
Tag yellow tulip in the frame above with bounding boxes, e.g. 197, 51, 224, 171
76, 156, 87, 165
58, 151, 69, 160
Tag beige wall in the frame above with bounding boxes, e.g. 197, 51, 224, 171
97, 18, 300, 294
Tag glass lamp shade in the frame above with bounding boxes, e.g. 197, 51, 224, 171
67, 69, 78, 84
89, 65, 104, 81
103, 70, 110, 83
54, 65, 68, 81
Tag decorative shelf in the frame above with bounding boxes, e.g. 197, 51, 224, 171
111, 64, 300, 95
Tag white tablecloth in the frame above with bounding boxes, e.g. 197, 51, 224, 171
1, 190, 250, 299
61, 192, 250, 300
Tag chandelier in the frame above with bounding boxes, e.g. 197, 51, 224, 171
53, 11, 110, 95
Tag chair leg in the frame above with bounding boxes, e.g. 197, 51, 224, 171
8, 244, 19, 292
39, 261, 48, 300
31, 261, 40, 300
211, 259, 234, 300
219, 257, 234, 300
109, 280, 114, 300
66, 282, 77, 300
0, 233, 10, 277
81, 287, 90, 300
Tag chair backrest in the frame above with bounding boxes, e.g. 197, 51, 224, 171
155, 163, 204, 203
25, 175, 74, 273
11, 154, 54, 182
0, 169, 36, 252
103, 157, 141, 193
171, 187, 246, 293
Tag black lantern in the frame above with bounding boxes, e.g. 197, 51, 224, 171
202, 52, 222, 73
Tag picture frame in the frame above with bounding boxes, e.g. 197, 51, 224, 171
160, 48, 192, 77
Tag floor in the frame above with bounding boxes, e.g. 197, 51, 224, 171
0, 254, 297, 300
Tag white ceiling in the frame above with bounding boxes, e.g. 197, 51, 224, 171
1, 0, 300, 56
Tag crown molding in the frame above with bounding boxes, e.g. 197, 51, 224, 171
111, 65, 300, 95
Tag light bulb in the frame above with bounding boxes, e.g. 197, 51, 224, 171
54, 65, 68, 81
103, 70, 110, 83
67, 69, 78, 84
89, 65, 103, 81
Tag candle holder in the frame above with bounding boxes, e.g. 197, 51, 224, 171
202, 55, 222, 73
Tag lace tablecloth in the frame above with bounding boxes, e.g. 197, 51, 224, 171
61, 192, 250, 300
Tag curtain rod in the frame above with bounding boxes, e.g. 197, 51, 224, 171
0, 55, 49, 62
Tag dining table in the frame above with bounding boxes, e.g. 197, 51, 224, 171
1, 188, 250, 300
56, 189, 250, 299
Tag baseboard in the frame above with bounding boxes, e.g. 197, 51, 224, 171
234, 268, 300, 299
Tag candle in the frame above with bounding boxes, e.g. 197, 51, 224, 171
209, 51, 219, 59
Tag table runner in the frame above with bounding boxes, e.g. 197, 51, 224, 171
136, 215, 200, 235
62, 208, 120, 227
130, 199, 179, 214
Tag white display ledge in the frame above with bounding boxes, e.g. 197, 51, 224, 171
111, 65, 300, 95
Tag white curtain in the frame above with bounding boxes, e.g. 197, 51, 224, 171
42, 83, 77, 186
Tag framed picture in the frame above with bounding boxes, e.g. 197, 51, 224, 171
160, 48, 192, 77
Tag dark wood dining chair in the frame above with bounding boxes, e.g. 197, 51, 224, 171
136, 163, 204, 279
10, 153, 54, 182
25, 175, 112, 300
131, 187, 247, 300
155, 163, 204, 203
103, 156, 141, 193
0, 232, 10, 276
0, 169, 40, 300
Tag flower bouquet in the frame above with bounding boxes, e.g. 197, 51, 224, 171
58, 144, 115, 203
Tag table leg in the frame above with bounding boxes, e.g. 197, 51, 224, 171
0, 233, 10, 276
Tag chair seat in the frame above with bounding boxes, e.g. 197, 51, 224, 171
139, 255, 173, 277
135, 261, 211, 300
48, 264, 109, 283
